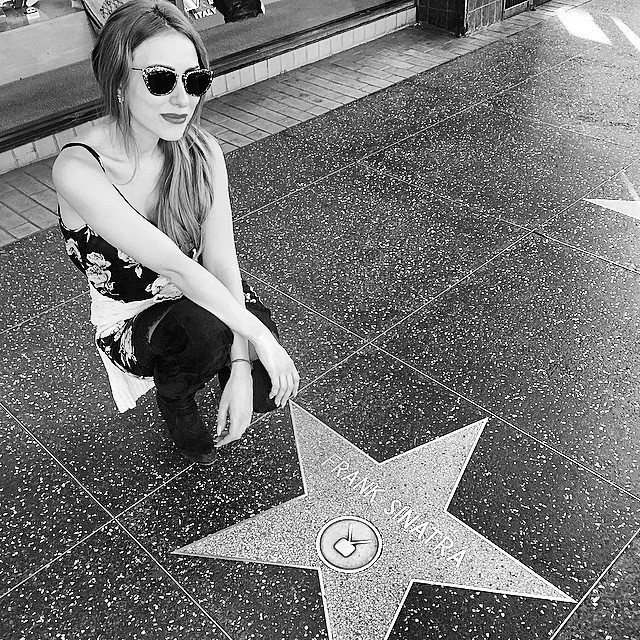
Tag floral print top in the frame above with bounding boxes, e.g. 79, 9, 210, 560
60, 221, 171, 303
57, 142, 185, 376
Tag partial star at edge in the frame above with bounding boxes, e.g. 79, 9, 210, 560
175, 403, 575, 640
586, 198, 640, 221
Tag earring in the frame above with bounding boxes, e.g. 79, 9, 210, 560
117, 91, 123, 104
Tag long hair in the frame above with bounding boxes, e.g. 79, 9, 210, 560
92, 0, 215, 259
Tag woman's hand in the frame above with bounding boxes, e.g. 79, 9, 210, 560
215, 364, 253, 448
252, 332, 300, 408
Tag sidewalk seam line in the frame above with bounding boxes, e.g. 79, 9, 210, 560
548, 527, 640, 639
0, 291, 87, 336
0, 519, 116, 601
114, 519, 235, 640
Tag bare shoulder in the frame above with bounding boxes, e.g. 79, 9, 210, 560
52, 148, 102, 201
52, 125, 115, 228
52, 125, 111, 179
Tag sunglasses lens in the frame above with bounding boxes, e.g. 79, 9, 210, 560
185, 69, 212, 96
146, 68, 177, 95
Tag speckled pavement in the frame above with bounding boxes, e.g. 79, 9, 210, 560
1, 0, 640, 638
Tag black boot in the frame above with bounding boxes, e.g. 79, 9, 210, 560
157, 394, 216, 465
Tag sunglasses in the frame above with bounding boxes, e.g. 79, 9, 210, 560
131, 65, 213, 97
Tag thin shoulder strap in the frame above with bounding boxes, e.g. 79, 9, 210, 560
60, 142, 106, 172
60, 141, 147, 219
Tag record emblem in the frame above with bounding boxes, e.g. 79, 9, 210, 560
316, 516, 382, 573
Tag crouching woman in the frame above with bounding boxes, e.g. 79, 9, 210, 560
53, 0, 299, 465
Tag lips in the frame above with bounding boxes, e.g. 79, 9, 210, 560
161, 113, 188, 124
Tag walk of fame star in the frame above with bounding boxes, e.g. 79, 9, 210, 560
175, 404, 574, 640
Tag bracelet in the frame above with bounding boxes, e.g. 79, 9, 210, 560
231, 358, 253, 368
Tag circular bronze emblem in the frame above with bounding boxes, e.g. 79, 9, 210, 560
316, 516, 382, 573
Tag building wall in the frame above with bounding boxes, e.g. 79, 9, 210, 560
466, 0, 503, 32
416, 0, 545, 34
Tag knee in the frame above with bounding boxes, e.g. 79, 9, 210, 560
176, 299, 233, 348
154, 299, 234, 359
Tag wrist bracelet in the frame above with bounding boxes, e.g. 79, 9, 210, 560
231, 358, 252, 367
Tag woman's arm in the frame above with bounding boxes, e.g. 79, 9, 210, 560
52, 146, 297, 405
199, 135, 256, 446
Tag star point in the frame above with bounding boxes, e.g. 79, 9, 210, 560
586, 198, 640, 220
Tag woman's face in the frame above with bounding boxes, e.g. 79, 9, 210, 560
124, 31, 202, 144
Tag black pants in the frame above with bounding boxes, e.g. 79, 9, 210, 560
129, 283, 279, 413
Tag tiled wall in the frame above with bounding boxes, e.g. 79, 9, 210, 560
416, 0, 516, 33
466, 0, 504, 31
0, 5, 415, 175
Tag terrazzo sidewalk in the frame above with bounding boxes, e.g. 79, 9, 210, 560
2, 0, 640, 638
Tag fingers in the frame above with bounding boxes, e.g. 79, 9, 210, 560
215, 431, 239, 448
292, 365, 300, 398
269, 366, 300, 409
215, 425, 243, 448
216, 409, 252, 448
215, 401, 239, 448
216, 401, 230, 438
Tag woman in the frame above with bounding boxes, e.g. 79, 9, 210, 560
53, 0, 299, 465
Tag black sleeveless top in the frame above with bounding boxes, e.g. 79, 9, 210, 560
57, 142, 186, 303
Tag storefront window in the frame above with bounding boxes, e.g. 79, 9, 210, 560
0, 0, 271, 37
0, 0, 84, 33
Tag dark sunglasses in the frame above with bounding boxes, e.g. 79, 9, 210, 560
131, 65, 213, 97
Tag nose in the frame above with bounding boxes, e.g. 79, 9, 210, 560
170, 77, 190, 107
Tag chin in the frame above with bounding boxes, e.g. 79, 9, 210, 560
160, 130, 188, 142
158, 120, 192, 142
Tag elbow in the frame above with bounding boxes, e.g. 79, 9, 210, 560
160, 263, 189, 292
158, 252, 200, 294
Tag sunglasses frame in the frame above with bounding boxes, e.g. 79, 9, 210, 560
131, 65, 213, 97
